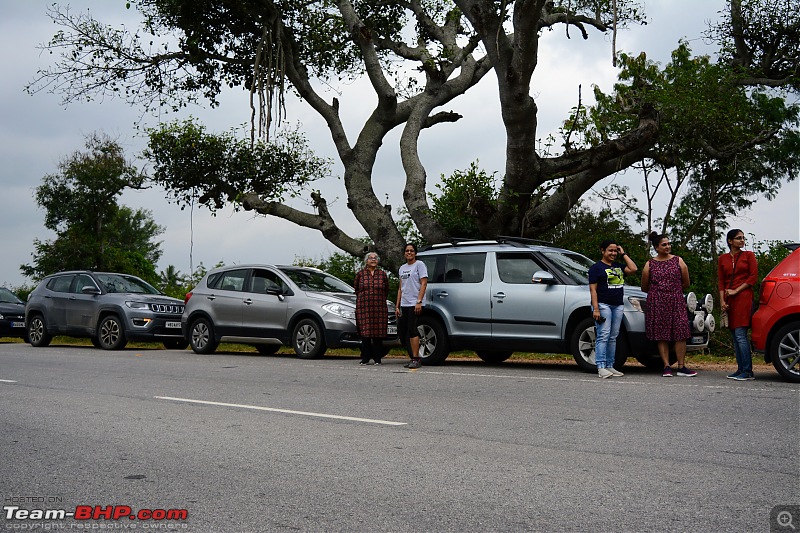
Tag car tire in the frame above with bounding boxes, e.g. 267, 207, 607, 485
293, 318, 327, 359
613, 333, 630, 370
189, 318, 218, 354
98, 315, 128, 350
163, 339, 189, 350
476, 350, 513, 364
255, 344, 281, 355
769, 320, 800, 383
570, 317, 598, 372
416, 315, 449, 365
91, 337, 101, 348
27, 314, 52, 348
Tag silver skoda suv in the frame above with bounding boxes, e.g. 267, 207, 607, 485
182, 264, 398, 358
414, 238, 714, 371
25, 271, 187, 350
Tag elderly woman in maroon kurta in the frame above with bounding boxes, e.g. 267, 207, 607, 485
718, 229, 759, 381
354, 252, 389, 365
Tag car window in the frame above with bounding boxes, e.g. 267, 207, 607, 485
496, 253, 546, 284
443, 253, 486, 283
278, 268, 354, 294
47, 275, 74, 293
72, 274, 98, 293
209, 269, 248, 292
418, 256, 440, 282
249, 269, 285, 294
95, 274, 160, 294
0, 288, 22, 304
540, 251, 594, 285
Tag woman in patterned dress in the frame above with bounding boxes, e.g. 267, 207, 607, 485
640, 232, 697, 377
354, 252, 389, 365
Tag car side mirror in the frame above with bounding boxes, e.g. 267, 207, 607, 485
531, 271, 556, 285
81, 286, 101, 295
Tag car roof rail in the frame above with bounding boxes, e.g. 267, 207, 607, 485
496, 235, 554, 247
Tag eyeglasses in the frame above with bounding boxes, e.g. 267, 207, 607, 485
404, 249, 415, 254
367, 256, 378, 260
733, 236, 745, 241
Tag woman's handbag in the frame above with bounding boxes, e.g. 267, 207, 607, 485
720, 309, 729, 328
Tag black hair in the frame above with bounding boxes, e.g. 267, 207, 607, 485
726, 229, 744, 249
648, 231, 667, 249
403, 242, 417, 253
599, 239, 617, 251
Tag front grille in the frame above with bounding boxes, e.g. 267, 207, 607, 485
148, 303, 184, 314
4, 313, 24, 321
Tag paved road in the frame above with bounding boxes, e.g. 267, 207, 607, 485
1, 342, 797, 532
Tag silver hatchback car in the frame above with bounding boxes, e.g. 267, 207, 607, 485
414, 238, 714, 371
182, 264, 398, 357
25, 271, 186, 350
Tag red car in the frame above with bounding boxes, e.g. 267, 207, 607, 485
751, 243, 800, 382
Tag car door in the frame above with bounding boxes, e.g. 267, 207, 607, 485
43, 274, 76, 334
427, 252, 491, 339
66, 273, 100, 334
240, 268, 290, 340
206, 268, 248, 337
489, 252, 567, 341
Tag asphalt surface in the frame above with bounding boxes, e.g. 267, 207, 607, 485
1, 342, 798, 532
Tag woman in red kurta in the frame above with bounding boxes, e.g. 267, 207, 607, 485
354, 252, 389, 365
717, 229, 758, 381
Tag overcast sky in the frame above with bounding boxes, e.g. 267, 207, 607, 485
1, 0, 797, 289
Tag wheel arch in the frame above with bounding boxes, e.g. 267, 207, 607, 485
764, 313, 800, 363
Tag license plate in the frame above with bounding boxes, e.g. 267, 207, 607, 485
166, 321, 181, 329
387, 325, 397, 335
12, 321, 24, 328
691, 336, 704, 344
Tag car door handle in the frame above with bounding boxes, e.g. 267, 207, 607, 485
244, 299, 253, 305
435, 291, 449, 298
206, 295, 216, 300
493, 292, 506, 299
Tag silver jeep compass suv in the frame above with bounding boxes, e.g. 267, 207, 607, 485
182, 264, 398, 358
414, 238, 714, 371
25, 271, 186, 350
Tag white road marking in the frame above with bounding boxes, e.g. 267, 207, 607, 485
0, 379, 17, 383
154, 396, 407, 426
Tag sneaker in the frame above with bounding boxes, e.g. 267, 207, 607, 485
731, 372, 755, 381
598, 368, 613, 379
662, 366, 673, 377
407, 359, 421, 369
727, 371, 742, 379
374, 361, 382, 366
677, 366, 697, 377
359, 361, 371, 366
608, 368, 624, 377
403, 361, 412, 368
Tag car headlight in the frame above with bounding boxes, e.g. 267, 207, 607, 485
322, 303, 356, 320
692, 312, 705, 332
125, 301, 150, 309
704, 314, 715, 333
703, 294, 714, 313
628, 297, 646, 313
686, 292, 698, 312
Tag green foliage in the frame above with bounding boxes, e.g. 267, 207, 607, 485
144, 119, 331, 211
428, 161, 498, 240
21, 134, 164, 283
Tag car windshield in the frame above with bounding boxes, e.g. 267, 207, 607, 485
278, 268, 355, 294
541, 250, 595, 285
95, 274, 161, 294
0, 287, 22, 303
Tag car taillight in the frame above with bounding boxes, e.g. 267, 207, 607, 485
759, 281, 775, 305
184, 291, 193, 304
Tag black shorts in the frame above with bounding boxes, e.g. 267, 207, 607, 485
397, 306, 419, 340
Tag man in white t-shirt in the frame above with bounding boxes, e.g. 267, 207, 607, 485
396, 243, 428, 369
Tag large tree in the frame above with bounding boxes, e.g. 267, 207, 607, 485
21, 134, 164, 282
27, 0, 797, 270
